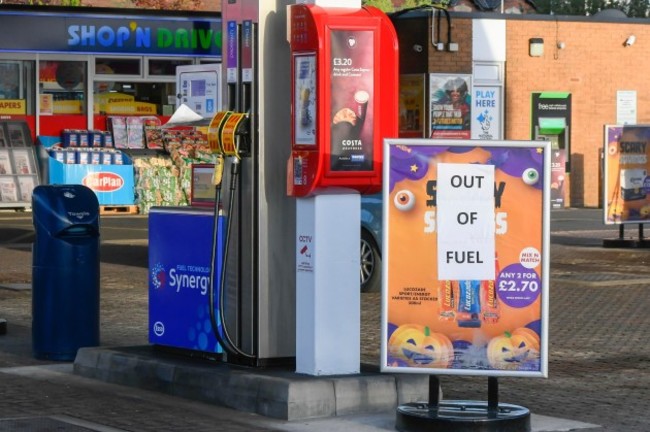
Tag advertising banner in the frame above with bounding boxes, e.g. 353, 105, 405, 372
0, 11, 221, 57
294, 55, 317, 146
382, 139, 550, 377
604, 125, 650, 224
429, 74, 471, 139
399, 74, 426, 138
329, 30, 374, 172
471, 86, 501, 140
551, 149, 567, 209
149, 210, 224, 353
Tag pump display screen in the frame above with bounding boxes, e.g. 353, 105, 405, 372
191, 80, 207, 97
191, 164, 215, 207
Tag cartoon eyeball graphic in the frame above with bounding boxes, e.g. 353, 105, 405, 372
394, 190, 415, 211
608, 144, 618, 156
522, 168, 539, 185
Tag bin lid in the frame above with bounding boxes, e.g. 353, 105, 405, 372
32, 185, 99, 235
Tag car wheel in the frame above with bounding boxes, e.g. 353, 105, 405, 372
360, 229, 381, 293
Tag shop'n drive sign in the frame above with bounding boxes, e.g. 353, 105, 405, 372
437, 163, 495, 281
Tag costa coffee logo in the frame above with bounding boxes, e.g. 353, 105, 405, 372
82, 172, 124, 192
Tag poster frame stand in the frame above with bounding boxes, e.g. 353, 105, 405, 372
384, 139, 549, 432
603, 223, 650, 248
395, 375, 530, 432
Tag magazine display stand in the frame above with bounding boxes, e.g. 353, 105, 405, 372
0, 121, 39, 209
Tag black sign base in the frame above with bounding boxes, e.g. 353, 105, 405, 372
603, 224, 650, 248
395, 400, 530, 432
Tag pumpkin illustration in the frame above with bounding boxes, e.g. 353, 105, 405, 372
487, 328, 540, 370
387, 324, 453, 368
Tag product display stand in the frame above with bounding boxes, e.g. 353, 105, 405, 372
0, 121, 40, 210
395, 376, 531, 432
603, 224, 650, 248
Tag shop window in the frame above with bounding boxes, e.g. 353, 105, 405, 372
94, 81, 176, 116
39, 60, 86, 115
148, 59, 193, 77
96, 58, 142, 76
0, 61, 35, 115
0, 62, 22, 100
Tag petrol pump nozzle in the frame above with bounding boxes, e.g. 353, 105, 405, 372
212, 155, 225, 186
232, 115, 251, 158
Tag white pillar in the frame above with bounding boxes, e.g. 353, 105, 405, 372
295, 192, 360, 375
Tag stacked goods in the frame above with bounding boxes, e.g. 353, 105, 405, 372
163, 128, 220, 203
54, 130, 123, 165
133, 156, 185, 215
108, 116, 161, 149
62, 129, 113, 148
133, 127, 220, 214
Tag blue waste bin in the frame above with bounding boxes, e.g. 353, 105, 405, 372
32, 184, 100, 361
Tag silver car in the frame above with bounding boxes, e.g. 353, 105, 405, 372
360, 193, 382, 292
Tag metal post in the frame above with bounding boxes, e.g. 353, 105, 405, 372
428, 375, 440, 415
488, 376, 499, 419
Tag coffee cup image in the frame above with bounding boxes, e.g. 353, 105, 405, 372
354, 90, 369, 122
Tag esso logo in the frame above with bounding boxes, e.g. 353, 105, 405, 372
82, 172, 124, 192
153, 321, 165, 337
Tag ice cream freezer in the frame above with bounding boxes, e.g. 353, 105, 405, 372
148, 206, 224, 356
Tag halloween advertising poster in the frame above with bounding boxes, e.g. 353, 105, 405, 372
382, 140, 550, 377
329, 30, 374, 172
604, 125, 650, 224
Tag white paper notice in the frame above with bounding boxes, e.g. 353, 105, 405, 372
437, 163, 495, 280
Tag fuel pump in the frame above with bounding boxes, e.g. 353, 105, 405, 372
207, 109, 256, 361
148, 6, 293, 363
206, 0, 296, 367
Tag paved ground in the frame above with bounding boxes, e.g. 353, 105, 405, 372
0, 209, 649, 431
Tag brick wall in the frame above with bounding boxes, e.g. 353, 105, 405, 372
428, 15, 473, 74
505, 18, 650, 207
394, 14, 650, 208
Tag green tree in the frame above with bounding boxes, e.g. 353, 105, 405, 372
398, 0, 439, 9
536, 0, 649, 16
625, 0, 649, 17
364, 0, 396, 12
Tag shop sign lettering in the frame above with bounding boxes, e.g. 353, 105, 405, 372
67, 24, 222, 51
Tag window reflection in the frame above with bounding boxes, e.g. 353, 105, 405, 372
39, 60, 86, 115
